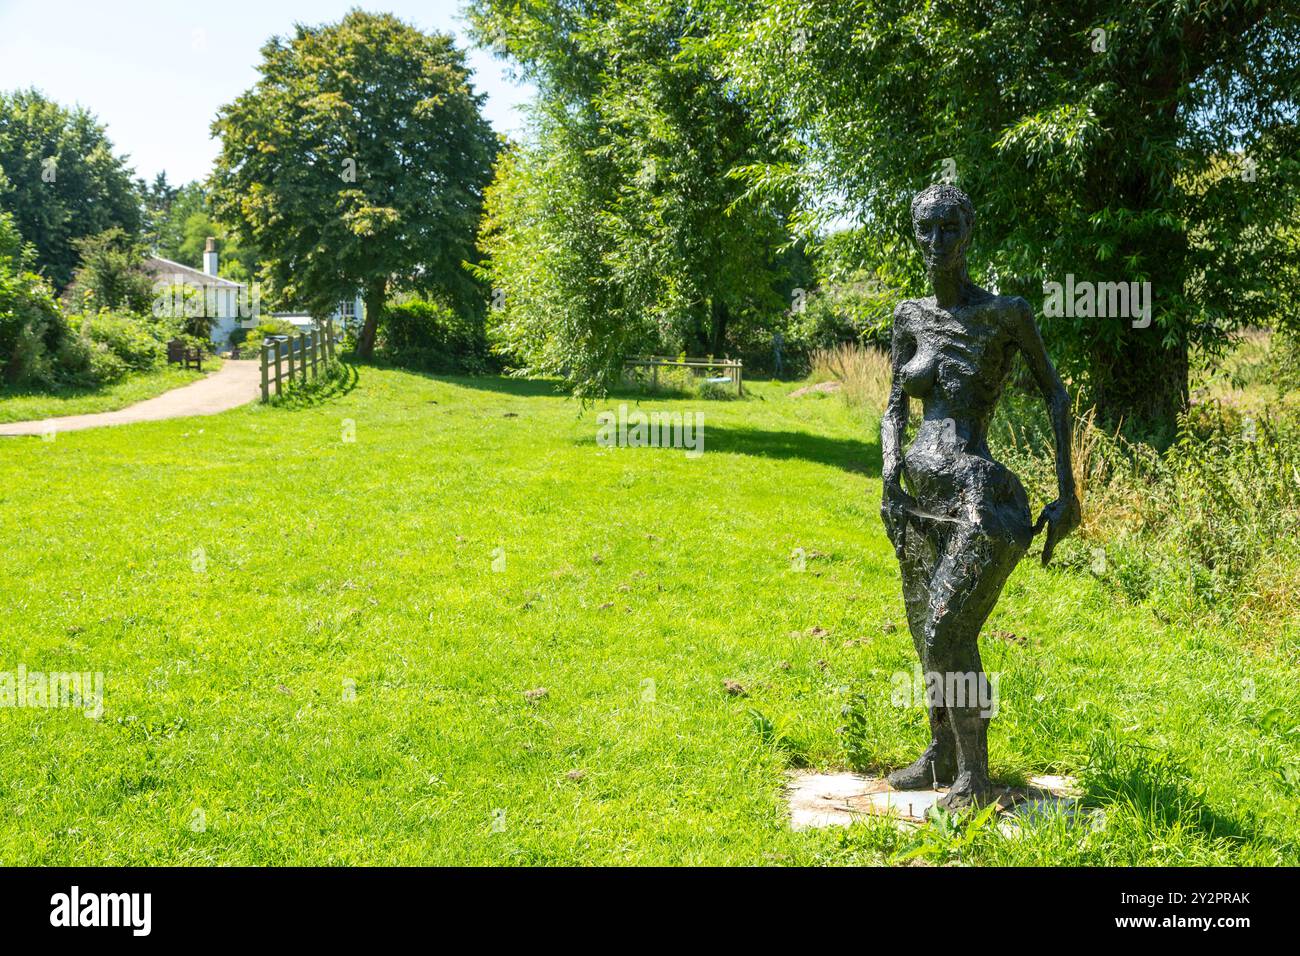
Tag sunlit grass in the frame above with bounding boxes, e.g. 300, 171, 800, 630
0, 361, 220, 424
0, 365, 1294, 864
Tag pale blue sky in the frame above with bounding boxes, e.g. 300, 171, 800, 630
0, 1, 534, 185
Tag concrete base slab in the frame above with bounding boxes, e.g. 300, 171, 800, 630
785, 770, 1086, 833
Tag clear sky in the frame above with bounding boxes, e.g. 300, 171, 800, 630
0, 0, 534, 186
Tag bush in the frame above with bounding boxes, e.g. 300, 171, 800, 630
83, 311, 165, 372
0, 212, 89, 387
231, 318, 297, 351
992, 386, 1300, 624
378, 298, 491, 373
1266, 327, 1300, 397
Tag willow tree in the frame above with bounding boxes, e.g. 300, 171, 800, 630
469, 0, 802, 396
210, 11, 498, 357
710, 0, 1300, 431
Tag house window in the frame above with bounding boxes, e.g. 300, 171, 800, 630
338, 299, 356, 319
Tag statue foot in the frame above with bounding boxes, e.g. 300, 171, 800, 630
886, 746, 956, 790
936, 772, 998, 811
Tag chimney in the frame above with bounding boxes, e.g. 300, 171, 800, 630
203, 237, 219, 277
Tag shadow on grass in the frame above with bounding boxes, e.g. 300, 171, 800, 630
360, 363, 570, 399
266, 360, 360, 408
1081, 732, 1269, 848
570, 421, 879, 476
703, 423, 881, 476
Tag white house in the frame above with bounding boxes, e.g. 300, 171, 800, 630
144, 238, 365, 349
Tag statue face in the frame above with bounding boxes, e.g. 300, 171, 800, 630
912, 199, 970, 274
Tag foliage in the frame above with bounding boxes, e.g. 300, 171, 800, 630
995, 383, 1300, 623
62, 228, 156, 315
469, 0, 803, 397
148, 179, 261, 285
379, 297, 491, 374
0, 210, 83, 386
81, 310, 165, 372
0, 89, 142, 289
210, 10, 498, 358
708, 0, 1300, 430
1266, 327, 1300, 397
230, 318, 297, 350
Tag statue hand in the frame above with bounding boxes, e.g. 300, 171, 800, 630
880, 476, 916, 562
1032, 495, 1081, 566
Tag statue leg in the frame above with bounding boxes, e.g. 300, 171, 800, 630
922, 527, 1025, 810
887, 513, 958, 789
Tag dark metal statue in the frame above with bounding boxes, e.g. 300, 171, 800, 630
880, 184, 1081, 809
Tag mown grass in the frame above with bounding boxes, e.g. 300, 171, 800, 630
0, 360, 220, 424
0, 366, 1295, 865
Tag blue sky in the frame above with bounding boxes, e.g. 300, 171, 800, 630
0, 1, 535, 185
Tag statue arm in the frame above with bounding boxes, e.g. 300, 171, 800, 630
881, 303, 912, 493
879, 305, 917, 559
1012, 298, 1081, 563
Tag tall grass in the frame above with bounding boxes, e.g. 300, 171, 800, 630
809, 342, 891, 409
994, 384, 1300, 628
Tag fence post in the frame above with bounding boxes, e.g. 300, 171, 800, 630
311, 330, 319, 379
260, 342, 269, 402
326, 319, 336, 363
274, 338, 283, 396
287, 334, 297, 384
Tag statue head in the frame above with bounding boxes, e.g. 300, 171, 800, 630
910, 184, 975, 278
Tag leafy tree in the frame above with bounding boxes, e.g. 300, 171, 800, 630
709, 0, 1300, 431
210, 10, 498, 358
63, 228, 156, 316
470, 0, 802, 395
148, 180, 261, 284
152, 180, 205, 260
139, 172, 180, 252
0, 89, 142, 290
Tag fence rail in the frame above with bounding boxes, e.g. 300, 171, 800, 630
622, 355, 744, 395
260, 319, 340, 401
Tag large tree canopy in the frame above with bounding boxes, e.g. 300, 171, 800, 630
210, 10, 498, 356
0, 89, 142, 290
469, 0, 804, 396
708, 0, 1300, 431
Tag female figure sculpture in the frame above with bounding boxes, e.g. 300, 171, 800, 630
880, 185, 1080, 809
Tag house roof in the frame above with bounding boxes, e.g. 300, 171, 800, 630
143, 256, 244, 289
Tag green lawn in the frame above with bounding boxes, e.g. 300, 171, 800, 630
0, 365, 1295, 865
0, 361, 220, 425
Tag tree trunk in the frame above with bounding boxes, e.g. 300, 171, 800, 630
356, 281, 385, 359
1090, 325, 1188, 440
710, 299, 729, 356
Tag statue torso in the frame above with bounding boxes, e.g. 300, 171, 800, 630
894, 293, 1032, 540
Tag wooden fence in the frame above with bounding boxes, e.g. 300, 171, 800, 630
622, 355, 744, 396
260, 319, 340, 401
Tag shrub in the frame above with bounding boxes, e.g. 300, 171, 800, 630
0, 212, 89, 386
378, 298, 491, 373
62, 228, 157, 316
992, 385, 1300, 624
1266, 327, 1300, 397
231, 318, 297, 351
782, 271, 896, 375
83, 311, 165, 372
